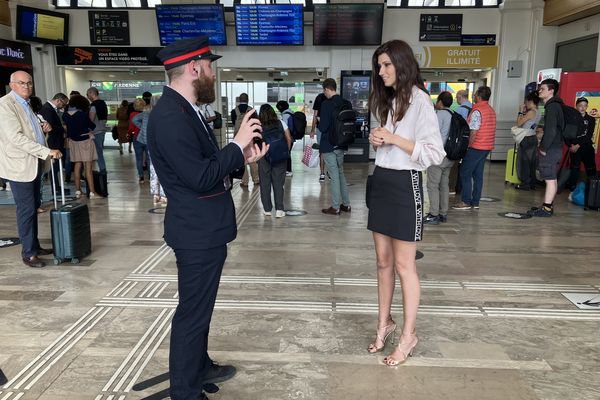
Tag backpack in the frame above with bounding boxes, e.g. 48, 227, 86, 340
561, 104, 584, 141
443, 109, 470, 161
213, 111, 223, 129
233, 106, 243, 136
285, 110, 307, 140
263, 121, 289, 164
331, 99, 356, 147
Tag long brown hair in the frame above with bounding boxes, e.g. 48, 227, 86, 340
368, 40, 426, 126
258, 104, 279, 128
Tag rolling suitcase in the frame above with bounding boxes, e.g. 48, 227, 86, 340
586, 177, 600, 211
50, 158, 92, 265
505, 144, 521, 185
85, 170, 108, 197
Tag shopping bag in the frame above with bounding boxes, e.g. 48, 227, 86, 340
302, 144, 319, 168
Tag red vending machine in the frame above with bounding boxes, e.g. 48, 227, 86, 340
559, 71, 600, 171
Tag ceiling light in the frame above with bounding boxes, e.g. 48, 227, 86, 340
74, 67, 83, 71
222, 68, 231, 72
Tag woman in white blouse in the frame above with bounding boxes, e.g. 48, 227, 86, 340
366, 40, 445, 366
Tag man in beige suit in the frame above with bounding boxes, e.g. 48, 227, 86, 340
0, 71, 62, 268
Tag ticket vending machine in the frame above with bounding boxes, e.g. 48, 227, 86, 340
341, 70, 371, 162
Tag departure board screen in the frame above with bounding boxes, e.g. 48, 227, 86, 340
16, 5, 69, 46
313, 4, 383, 46
155, 4, 227, 46
235, 5, 304, 46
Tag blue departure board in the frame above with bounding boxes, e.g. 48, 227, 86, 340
155, 4, 227, 46
235, 5, 304, 46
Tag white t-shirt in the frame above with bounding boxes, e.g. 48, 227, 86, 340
374, 86, 446, 171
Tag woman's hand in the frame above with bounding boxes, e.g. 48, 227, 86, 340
370, 127, 395, 147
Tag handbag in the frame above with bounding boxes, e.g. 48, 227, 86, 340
302, 144, 319, 168
511, 126, 532, 146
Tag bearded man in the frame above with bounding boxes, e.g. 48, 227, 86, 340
147, 36, 268, 400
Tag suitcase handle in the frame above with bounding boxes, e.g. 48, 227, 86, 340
50, 157, 65, 209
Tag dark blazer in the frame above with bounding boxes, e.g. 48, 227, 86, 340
39, 102, 65, 150
147, 86, 245, 250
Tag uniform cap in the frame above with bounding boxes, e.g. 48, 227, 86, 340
157, 36, 221, 71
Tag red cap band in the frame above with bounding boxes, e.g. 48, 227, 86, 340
164, 46, 211, 66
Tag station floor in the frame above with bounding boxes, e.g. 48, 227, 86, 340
1, 147, 599, 400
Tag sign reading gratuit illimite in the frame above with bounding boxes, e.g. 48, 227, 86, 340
413, 46, 498, 69
88, 11, 130, 45
55, 46, 162, 66
419, 14, 462, 42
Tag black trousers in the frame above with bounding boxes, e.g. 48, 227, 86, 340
169, 245, 227, 400
567, 143, 597, 189
517, 136, 538, 187
8, 161, 43, 258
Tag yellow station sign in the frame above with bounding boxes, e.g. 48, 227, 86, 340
413, 46, 499, 69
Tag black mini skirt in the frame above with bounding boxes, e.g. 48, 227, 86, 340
367, 166, 423, 242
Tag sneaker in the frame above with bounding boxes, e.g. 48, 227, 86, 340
439, 214, 447, 223
286, 172, 293, 177
424, 213, 440, 225
339, 204, 351, 212
472, 204, 480, 210
275, 210, 286, 218
452, 201, 472, 210
449, 191, 456, 195
264, 211, 272, 216
528, 205, 553, 217
514, 184, 530, 191
319, 174, 325, 182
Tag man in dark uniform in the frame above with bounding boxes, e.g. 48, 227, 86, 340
147, 36, 267, 400
39, 93, 68, 193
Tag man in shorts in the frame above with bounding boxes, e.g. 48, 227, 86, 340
528, 78, 564, 217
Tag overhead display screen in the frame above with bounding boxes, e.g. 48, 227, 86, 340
155, 4, 227, 46
235, 4, 304, 46
313, 4, 383, 46
16, 5, 69, 46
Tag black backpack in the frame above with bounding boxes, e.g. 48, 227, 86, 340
287, 111, 307, 140
443, 109, 470, 161
213, 111, 223, 129
561, 104, 584, 141
331, 100, 356, 147
263, 121, 289, 164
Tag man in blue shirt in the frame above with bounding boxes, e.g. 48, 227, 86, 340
319, 78, 351, 215
456, 89, 472, 120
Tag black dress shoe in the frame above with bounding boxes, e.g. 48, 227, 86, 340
23, 256, 46, 268
37, 247, 53, 256
202, 363, 236, 385
321, 207, 340, 215
339, 204, 352, 212
514, 184, 530, 191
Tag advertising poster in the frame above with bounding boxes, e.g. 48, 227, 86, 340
575, 91, 600, 147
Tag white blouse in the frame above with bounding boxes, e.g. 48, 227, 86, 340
374, 86, 446, 171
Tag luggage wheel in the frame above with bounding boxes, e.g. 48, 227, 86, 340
54, 258, 62, 265
71, 258, 80, 264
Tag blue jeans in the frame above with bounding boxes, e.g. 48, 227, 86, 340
323, 149, 350, 209
460, 148, 490, 206
133, 139, 148, 179
9, 162, 43, 258
93, 132, 106, 173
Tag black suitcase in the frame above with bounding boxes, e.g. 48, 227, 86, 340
86, 170, 108, 197
586, 177, 600, 210
50, 159, 92, 265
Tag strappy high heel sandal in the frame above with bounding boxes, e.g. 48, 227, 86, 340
367, 318, 397, 354
383, 330, 418, 366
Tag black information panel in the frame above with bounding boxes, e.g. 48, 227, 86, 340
88, 11, 130, 45
56, 46, 162, 66
235, 5, 303, 46
419, 14, 462, 42
155, 5, 226, 46
313, 4, 383, 46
